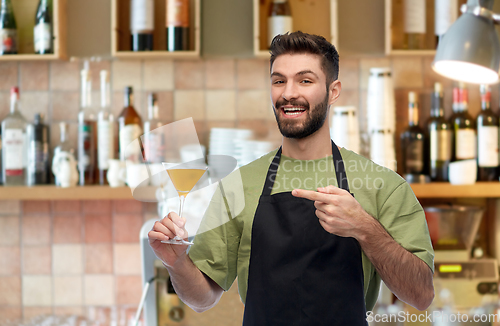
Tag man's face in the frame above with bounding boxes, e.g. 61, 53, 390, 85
270, 53, 335, 139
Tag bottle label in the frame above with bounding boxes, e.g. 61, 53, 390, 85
268, 16, 293, 46
34, 23, 51, 52
478, 125, 499, 167
166, 0, 189, 27
119, 124, 142, 162
4, 129, 25, 175
97, 120, 114, 170
404, 0, 426, 34
430, 129, 452, 161
455, 129, 476, 160
144, 132, 165, 163
405, 138, 423, 172
0, 28, 17, 53
435, 0, 458, 36
130, 0, 154, 33
29, 141, 48, 172
78, 122, 95, 170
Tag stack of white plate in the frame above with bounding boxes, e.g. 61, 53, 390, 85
234, 139, 274, 166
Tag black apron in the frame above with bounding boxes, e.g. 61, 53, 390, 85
243, 141, 367, 326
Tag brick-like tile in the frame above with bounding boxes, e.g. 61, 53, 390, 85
391, 57, 423, 89
50, 62, 80, 91
83, 200, 112, 214
84, 275, 115, 306
53, 276, 83, 306
85, 243, 113, 274
51, 91, 80, 122
235, 120, 270, 140
237, 59, 267, 90
206, 90, 236, 121
236, 90, 272, 120
205, 59, 236, 89
53, 244, 83, 275
0, 276, 21, 305
174, 90, 205, 121
20, 91, 50, 122
339, 58, 360, 90
113, 244, 141, 275
53, 200, 81, 214
115, 275, 142, 305
139, 91, 174, 123
53, 214, 83, 244
112, 60, 142, 92
174, 61, 205, 90
0, 216, 20, 246
84, 214, 112, 243
0, 247, 20, 275
0, 200, 20, 215
20, 62, 49, 91
23, 246, 51, 274
23, 307, 53, 320
0, 62, 18, 91
113, 214, 143, 243
53, 306, 84, 317
22, 200, 51, 215
22, 215, 51, 246
144, 60, 174, 91
113, 200, 143, 214
0, 306, 21, 322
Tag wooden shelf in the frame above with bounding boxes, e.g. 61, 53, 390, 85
1, 0, 67, 61
253, 0, 338, 57
0, 185, 137, 200
410, 182, 500, 198
111, 0, 200, 59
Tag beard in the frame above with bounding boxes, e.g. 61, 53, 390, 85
273, 91, 330, 139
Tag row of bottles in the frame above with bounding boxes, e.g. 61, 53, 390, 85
0, 73, 164, 186
401, 82, 500, 182
267, 0, 293, 48
0, 0, 53, 55
130, 0, 190, 51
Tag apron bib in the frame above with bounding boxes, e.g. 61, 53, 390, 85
243, 141, 367, 326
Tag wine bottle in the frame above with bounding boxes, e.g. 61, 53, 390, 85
77, 66, 97, 185
143, 93, 165, 163
97, 70, 114, 185
130, 0, 154, 51
34, 0, 53, 54
0, 0, 17, 55
267, 0, 292, 47
1, 87, 27, 185
166, 0, 189, 51
434, 0, 458, 47
476, 85, 499, 181
118, 86, 143, 163
403, 0, 425, 50
427, 82, 452, 181
401, 91, 425, 180
53, 122, 75, 186
450, 84, 476, 161
26, 113, 50, 185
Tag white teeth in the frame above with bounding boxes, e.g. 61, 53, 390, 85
283, 107, 305, 112
285, 111, 303, 115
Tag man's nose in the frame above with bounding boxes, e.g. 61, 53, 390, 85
282, 83, 299, 101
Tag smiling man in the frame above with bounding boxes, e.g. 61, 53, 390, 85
148, 31, 435, 325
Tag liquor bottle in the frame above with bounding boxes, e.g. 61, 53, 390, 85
34, 0, 53, 54
53, 122, 75, 186
434, 0, 458, 47
143, 93, 165, 163
267, 0, 292, 47
118, 86, 143, 162
166, 0, 189, 51
0, 0, 17, 55
77, 66, 97, 185
450, 84, 476, 162
130, 0, 154, 51
26, 113, 50, 185
403, 0, 425, 50
1, 87, 27, 185
401, 92, 425, 179
476, 85, 499, 181
97, 70, 114, 185
427, 82, 452, 181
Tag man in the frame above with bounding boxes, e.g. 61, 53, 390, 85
149, 31, 435, 325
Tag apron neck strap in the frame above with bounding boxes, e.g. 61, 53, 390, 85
262, 141, 351, 196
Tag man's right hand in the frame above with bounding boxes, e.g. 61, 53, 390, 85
148, 212, 189, 267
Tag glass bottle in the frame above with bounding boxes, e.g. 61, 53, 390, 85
401, 91, 425, 179
77, 65, 97, 185
0, 0, 17, 55
166, 0, 190, 51
434, 0, 458, 47
268, 0, 292, 47
26, 113, 50, 185
34, 0, 53, 54
403, 0, 425, 50
97, 70, 114, 185
476, 84, 499, 181
118, 86, 143, 163
130, 0, 154, 51
427, 82, 452, 181
450, 84, 476, 162
1, 87, 27, 185
53, 122, 75, 186
143, 93, 165, 163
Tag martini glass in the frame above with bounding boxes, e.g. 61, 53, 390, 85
161, 162, 208, 245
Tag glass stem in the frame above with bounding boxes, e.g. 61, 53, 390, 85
178, 194, 186, 219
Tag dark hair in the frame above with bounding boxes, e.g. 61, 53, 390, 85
269, 31, 339, 86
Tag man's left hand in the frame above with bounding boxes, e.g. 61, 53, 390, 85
292, 185, 371, 239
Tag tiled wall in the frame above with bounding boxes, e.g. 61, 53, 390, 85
0, 55, 497, 323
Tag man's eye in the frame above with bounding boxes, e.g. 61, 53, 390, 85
301, 80, 312, 84
273, 80, 284, 84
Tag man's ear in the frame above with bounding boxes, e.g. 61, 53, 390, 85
328, 80, 341, 106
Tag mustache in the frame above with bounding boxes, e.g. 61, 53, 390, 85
275, 98, 310, 109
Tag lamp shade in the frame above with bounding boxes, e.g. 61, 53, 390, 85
432, 12, 500, 84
